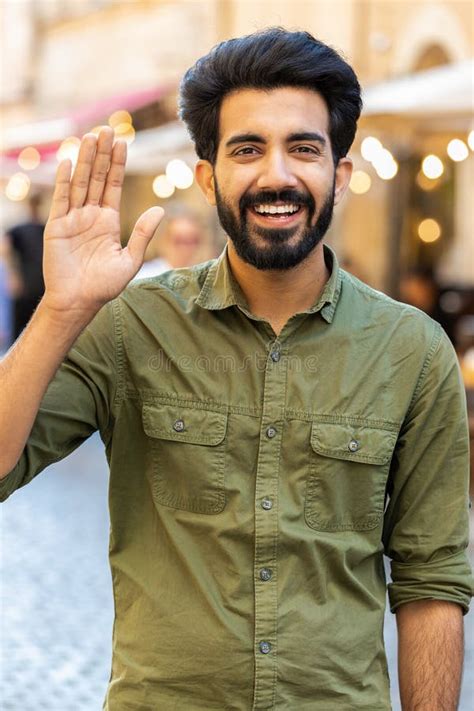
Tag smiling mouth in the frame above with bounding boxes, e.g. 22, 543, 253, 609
248, 203, 304, 223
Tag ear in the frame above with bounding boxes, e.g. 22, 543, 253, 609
333, 157, 353, 206
195, 160, 216, 206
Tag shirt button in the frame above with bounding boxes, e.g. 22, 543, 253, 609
259, 568, 272, 582
348, 439, 360, 452
259, 641, 272, 654
271, 349, 281, 362
261, 498, 273, 510
266, 426, 277, 439
173, 419, 185, 432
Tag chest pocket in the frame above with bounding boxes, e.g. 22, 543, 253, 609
142, 401, 228, 514
304, 418, 398, 532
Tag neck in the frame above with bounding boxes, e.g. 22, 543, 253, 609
227, 241, 330, 335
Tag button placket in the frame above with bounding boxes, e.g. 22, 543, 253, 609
269, 340, 281, 364
266, 426, 277, 439
252, 343, 287, 709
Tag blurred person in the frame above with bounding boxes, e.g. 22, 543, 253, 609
0, 235, 12, 350
134, 212, 211, 279
3, 193, 45, 340
0, 28, 472, 711
399, 267, 469, 345
399, 266, 441, 319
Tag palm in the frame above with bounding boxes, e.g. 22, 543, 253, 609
44, 128, 163, 314
45, 205, 130, 309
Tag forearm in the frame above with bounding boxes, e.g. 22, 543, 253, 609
0, 299, 95, 477
0, 127, 162, 480
396, 599, 464, 711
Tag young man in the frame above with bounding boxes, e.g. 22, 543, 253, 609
0, 28, 472, 711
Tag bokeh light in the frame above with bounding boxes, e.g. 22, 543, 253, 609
360, 136, 383, 162
152, 174, 175, 199
418, 218, 441, 243
468, 130, 474, 151
165, 159, 194, 189
447, 138, 468, 162
18, 146, 41, 171
56, 136, 81, 164
421, 154, 444, 180
108, 110, 132, 129
349, 170, 371, 194
416, 171, 439, 191
114, 123, 135, 144
373, 148, 398, 180
5, 172, 31, 201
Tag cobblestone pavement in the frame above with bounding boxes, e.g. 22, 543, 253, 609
1, 433, 473, 710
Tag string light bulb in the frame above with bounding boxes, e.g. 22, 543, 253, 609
5, 172, 31, 201
421, 155, 444, 180
152, 174, 175, 199
349, 170, 371, 194
418, 218, 441, 243
18, 147, 41, 171
447, 139, 468, 162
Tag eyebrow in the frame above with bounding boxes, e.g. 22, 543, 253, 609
288, 132, 327, 146
225, 131, 327, 148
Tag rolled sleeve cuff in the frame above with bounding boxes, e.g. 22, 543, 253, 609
388, 550, 474, 615
0, 462, 24, 503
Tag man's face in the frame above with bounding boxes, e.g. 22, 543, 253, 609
202, 87, 346, 271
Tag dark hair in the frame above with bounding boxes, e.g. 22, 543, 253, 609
179, 27, 362, 166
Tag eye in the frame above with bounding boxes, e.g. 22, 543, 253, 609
233, 146, 259, 156
292, 145, 321, 155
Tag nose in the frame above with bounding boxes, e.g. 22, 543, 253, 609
256, 150, 298, 191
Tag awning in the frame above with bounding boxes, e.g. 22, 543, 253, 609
1, 85, 177, 186
1, 84, 173, 155
362, 59, 474, 118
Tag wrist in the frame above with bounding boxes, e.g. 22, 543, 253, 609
36, 297, 99, 334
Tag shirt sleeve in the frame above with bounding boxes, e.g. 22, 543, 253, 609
0, 300, 120, 503
382, 322, 474, 614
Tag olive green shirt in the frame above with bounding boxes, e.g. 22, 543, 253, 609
1, 245, 472, 710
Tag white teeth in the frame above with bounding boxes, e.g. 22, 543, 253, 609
254, 204, 300, 215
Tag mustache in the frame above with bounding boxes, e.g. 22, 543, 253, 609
239, 189, 315, 213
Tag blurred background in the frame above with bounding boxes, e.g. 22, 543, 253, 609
0, 1, 473, 709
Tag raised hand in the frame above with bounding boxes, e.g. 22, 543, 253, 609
43, 127, 164, 316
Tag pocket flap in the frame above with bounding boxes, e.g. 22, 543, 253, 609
142, 402, 228, 446
310, 420, 397, 465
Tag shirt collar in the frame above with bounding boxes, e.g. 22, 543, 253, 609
196, 242, 342, 324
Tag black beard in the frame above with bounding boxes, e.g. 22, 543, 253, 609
214, 180, 335, 270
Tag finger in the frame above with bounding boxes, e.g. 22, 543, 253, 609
127, 207, 165, 270
85, 127, 114, 206
48, 159, 72, 220
69, 133, 97, 209
102, 139, 127, 211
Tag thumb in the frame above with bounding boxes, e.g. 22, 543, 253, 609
127, 206, 165, 268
